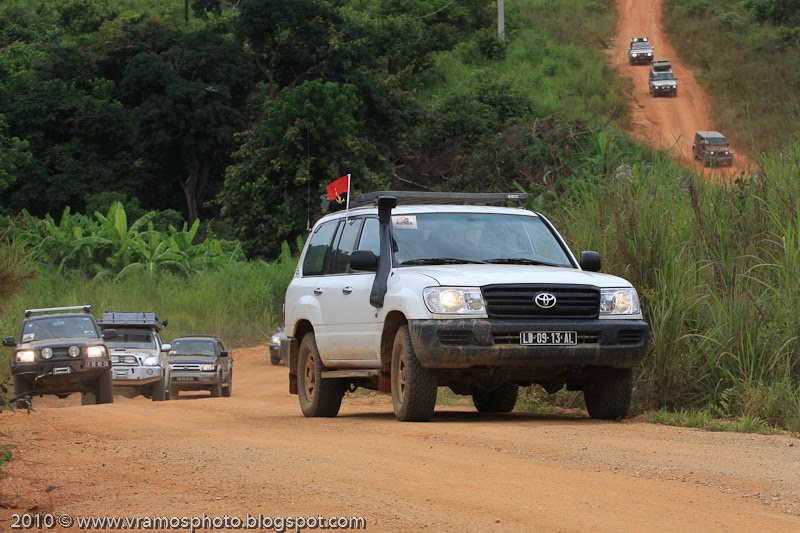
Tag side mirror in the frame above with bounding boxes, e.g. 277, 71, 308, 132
161, 343, 172, 352
579, 251, 601, 272
220, 351, 229, 357
3, 336, 16, 347
162, 320, 169, 328
350, 250, 378, 272
102, 329, 118, 340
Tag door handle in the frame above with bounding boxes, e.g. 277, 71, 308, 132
342, 286, 353, 295
313, 287, 323, 295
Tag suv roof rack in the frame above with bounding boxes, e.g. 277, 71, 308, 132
651, 59, 671, 71
24, 305, 92, 318
321, 191, 527, 210
98, 311, 167, 331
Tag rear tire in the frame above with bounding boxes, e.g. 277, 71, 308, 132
583, 367, 633, 420
391, 325, 437, 422
297, 332, 347, 417
472, 384, 519, 413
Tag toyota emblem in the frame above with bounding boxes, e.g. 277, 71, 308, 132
534, 293, 557, 309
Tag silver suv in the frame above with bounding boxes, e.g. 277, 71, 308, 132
282, 192, 650, 422
98, 311, 171, 401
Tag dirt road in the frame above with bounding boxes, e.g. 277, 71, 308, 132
612, 0, 753, 175
1, 345, 798, 532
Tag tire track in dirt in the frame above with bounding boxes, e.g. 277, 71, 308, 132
612, 0, 754, 177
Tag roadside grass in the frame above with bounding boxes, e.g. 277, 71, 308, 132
663, 0, 800, 157
646, 408, 780, 435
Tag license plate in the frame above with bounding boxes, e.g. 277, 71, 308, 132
520, 331, 577, 345
175, 376, 195, 382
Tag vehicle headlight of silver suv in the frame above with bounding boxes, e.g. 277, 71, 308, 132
423, 287, 485, 314
600, 288, 641, 316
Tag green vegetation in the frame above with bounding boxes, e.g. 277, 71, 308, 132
646, 408, 779, 434
664, 0, 800, 156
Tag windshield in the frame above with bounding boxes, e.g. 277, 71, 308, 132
704, 137, 727, 146
171, 339, 216, 356
653, 72, 675, 81
391, 213, 573, 267
105, 328, 158, 350
21, 316, 99, 342
632, 42, 651, 50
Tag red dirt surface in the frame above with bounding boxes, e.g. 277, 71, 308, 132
1, 345, 799, 532
612, 0, 755, 178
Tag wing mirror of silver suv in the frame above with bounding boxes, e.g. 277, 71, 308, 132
161, 343, 172, 352
350, 250, 378, 272
579, 251, 601, 272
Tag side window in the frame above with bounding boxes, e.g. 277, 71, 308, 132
217, 341, 226, 355
330, 218, 364, 274
357, 218, 380, 257
302, 220, 339, 276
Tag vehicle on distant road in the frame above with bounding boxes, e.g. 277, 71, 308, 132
693, 131, 734, 167
99, 311, 171, 401
649, 71, 678, 97
282, 191, 650, 422
3, 306, 115, 406
628, 36, 654, 65
168, 335, 233, 398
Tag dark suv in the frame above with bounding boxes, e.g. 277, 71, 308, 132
3, 306, 116, 406
168, 336, 233, 397
693, 131, 734, 167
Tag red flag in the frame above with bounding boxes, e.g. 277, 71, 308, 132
326, 175, 349, 202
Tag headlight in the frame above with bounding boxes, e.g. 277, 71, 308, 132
143, 356, 159, 366
69, 345, 81, 357
15, 350, 35, 363
423, 287, 485, 314
270, 335, 280, 344
600, 288, 641, 316
86, 345, 107, 358
710, 151, 715, 155
201, 364, 216, 372
42, 347, 54, 359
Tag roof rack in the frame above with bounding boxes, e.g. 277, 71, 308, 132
24, 305, 92, 318
97, 311, 167, 331
321, 191, 527, 210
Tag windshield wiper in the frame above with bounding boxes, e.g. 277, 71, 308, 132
400, 258, 487, 266
485, 258, 564, 267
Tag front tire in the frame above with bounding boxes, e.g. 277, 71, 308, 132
13, 376, 33, 408
210, 376, 222, 398
152, 377, 168, 401
391, 325, 437, 422
297, 332, 347, 417
472, 384, 519, 413
583, 367, 633, 420
222, 376, 232, 397
95, 370, 113, 404
270, 353, 281, 365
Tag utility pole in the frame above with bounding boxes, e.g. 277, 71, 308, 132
497, 0, 505, 42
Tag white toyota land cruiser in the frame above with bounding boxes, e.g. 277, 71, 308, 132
282, 192, 649, 422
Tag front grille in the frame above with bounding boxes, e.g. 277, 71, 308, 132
483, 285, 599, 319
52, 348, 71, 360
492, 331, 600, 345
171, 364, 202, 371
618, 330, 644, 344
439, 331, 472, 345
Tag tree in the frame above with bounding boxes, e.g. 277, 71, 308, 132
220, 80, 382, 258
0, 115, 31, 202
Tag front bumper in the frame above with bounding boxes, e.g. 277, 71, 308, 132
12, 359, 110, 392
269, 343, 280, 358
653, 86, 677, 96
171, 371, 218, 390
702, 154, 734, 166
408, 318, 649, 369
112, 365, 164, 387
629, 55, 652, 65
